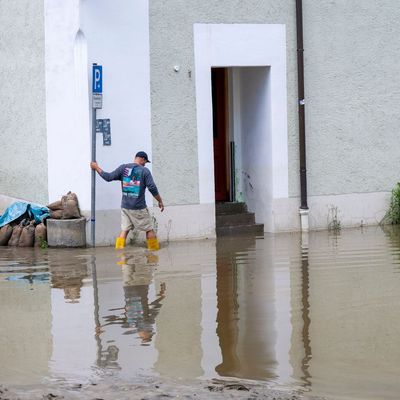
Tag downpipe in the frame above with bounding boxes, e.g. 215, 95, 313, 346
296, 0, 309, 232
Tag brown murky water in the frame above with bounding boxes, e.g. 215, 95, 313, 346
1, 226, 400, 399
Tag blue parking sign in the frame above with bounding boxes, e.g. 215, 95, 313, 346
92, 65, 102, 93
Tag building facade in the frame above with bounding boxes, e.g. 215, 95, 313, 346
1, 0, 399, 244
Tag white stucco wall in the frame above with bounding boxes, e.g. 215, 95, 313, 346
45, 0, 91, 209
44, 0, 154, 244
80, 0, 153, 211
45, 0, 152, 214
0, 0, 48, 204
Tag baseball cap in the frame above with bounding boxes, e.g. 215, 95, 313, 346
135, 151, 151, 163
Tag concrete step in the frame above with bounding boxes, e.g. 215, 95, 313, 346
216, 202, 247, 215
216, 223, 264, 237
216, 212, 255, 227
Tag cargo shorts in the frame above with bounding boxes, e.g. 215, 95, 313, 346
121, 208, 153, 232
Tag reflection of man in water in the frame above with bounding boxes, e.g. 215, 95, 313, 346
123, 277, 166, 344
120, 254, 166, 345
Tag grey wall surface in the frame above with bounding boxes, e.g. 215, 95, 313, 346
304, 0, 400, 196
0, 0, 48, 204
149, 1, 298, 204
150, 0, 400, 203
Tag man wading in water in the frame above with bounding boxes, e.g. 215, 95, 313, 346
90, 151, 164, 250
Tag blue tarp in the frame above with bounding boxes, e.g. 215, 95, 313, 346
0, 201, 50, 228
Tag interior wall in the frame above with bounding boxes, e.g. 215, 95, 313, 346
232, 67, 272, 228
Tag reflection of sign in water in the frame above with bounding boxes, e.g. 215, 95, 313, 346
96, 119, 111, 146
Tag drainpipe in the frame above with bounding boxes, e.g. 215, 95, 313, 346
296, 0, 309, 231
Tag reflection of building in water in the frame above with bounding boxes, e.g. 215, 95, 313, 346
280, 227, 400, 399
154, 241, 207, 379
50, 261, 88, 303
215, 242, 240, 376
0, 262, 52, 385
49, 252, 96, 380
290, 228, 400, 399
215, 236, 278, 380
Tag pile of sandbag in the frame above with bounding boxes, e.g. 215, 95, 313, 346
0, 191, 81, 248
0, 219, 47, 247
47, 191, 81, 219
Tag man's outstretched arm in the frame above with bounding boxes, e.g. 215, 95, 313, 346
90, 162, 123, 182
143, 168, 164, 212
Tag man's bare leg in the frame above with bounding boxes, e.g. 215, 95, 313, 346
146, 230, 156, 240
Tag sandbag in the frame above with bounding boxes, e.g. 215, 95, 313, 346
34, 223, 47, 247
47, 200, 63, 211
0, 224, 13, 246
66, 191, 78, 203
62, 191, 81, 219
50, 210, 63, 219
19, 221, 35, 247
8, 224, 23, 246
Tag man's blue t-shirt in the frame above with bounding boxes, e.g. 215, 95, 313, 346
99, 163, 159, 210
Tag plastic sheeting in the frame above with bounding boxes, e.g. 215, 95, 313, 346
0, 201, 50, 228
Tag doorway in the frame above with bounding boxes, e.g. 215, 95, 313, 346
212, 68, 231, 202
194, 24, 289, 232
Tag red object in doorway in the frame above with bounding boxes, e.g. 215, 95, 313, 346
212, 68, 229, 202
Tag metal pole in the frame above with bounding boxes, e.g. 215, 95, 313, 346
91, 106, 96, 247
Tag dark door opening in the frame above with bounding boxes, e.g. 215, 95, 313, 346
212, 67, 230, 202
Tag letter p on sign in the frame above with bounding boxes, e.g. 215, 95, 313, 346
92, 65, 103, 93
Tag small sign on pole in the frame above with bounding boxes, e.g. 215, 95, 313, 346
96, 119, 111, 146
92, 93, 103, 109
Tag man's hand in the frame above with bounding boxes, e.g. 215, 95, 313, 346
90, 161, 102, 174
154, 194, 164, 212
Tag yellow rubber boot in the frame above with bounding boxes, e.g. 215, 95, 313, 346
115, 237, 125, 249
117, 254, 127, 266
147, 238, 160, 251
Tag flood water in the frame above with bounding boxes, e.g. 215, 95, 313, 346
2, 226, 400, 399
